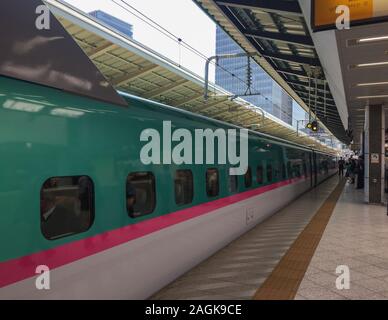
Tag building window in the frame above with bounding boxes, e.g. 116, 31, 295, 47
127, 172, 156, 218
175, 170, 193, 206
267, 164, 273, 182
257, 165, 263, 184
229, 173, 238, 193
244, 166, 252, 188
40, 176, 94, 240
206, 168, 219, 197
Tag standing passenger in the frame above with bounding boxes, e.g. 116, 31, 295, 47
338, 157, 345, 178
350, 159, 356, 184
356, 156, 364, 189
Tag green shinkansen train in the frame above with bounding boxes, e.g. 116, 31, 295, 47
0, 75, 337, 299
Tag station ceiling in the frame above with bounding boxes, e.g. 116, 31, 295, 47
194, 0, 349, 144
44, 0, 338, 154
335, 21, 388, 150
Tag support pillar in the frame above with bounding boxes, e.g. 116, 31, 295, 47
364, 105, 385, 204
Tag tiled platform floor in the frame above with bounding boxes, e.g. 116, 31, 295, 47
296, 183, 388, 300
254, 179, 345, 299
151, 177, 340, 300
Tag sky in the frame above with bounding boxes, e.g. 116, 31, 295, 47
64, 0, 216, 80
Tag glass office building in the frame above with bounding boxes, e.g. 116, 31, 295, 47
215, 27, 293, 125
89, 10, 133, 38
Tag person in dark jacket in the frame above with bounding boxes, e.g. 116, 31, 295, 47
356, 156, 364, 189
338, 157, 345, 178
349, 158, 356, 184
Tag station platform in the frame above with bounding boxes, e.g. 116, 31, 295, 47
297, 184, 388, 300
151, 176, 388, 300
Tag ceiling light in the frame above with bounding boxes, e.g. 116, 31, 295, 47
354, 61, 388, 68
356, 81, 388, 87
356, 94, 388, 99
358, 35, 388, 43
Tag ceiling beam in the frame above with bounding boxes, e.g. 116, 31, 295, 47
277, 67, 308, 78
313, 105, 341, 114
325, 115, 343, 128
278, 69, 327, 85
295, 90, 335, 103
215, 0, 303, 16
263, 52, 320, 66
320, 114, 343, 122
199, 98, 229, 112
243, 113, 265, 124
245, 29, 314, 47
222, 112, 252, 123
144, 79, 189, 99
88, 42, 116, 60
288, 80, 331, 93
113, 65, 159, 87
211, 106, 244, 118
313, 110, 343, 119
223, 112, 247, 124
171, 92, 204, 107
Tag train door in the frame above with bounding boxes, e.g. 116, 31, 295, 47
312, 152, 317, 187
309, 153, 313, 188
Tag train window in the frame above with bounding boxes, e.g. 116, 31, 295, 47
267, 164, 273, 182
127, 172, 156, 218
282, 163, 286, 179
275, 163, 281, 180
287, 162, 292, 178
175, 170, 193, 206
244, 166, 252, 188
257, 165, 263, 184
294, 164, 302, 177
303, 161, 307, 177
206, 168, 219, 197
40, 176, 94, 240
229, 173, 238, 193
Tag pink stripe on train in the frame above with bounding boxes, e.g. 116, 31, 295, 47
0, 177, 307, 288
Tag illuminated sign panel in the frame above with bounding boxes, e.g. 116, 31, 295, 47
312, 0, 388, 31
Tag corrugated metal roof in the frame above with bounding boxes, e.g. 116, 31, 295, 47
44, 0, 338, 154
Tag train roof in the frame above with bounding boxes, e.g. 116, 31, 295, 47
119, 91, 335, 156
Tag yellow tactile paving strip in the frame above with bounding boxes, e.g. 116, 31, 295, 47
253, 179, 346, 300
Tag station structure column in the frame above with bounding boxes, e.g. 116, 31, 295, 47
364, 104, 385, 204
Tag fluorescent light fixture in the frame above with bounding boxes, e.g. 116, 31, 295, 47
356, 94, 388, 99
354, 61, 388, 68
51, 108, 84, 118
358, 35, 388, 43
3, 100, 44, 113
356, 81, 388, 87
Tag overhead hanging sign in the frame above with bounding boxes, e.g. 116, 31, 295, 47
371, 153, 380, 164
312, 0, 388, 31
